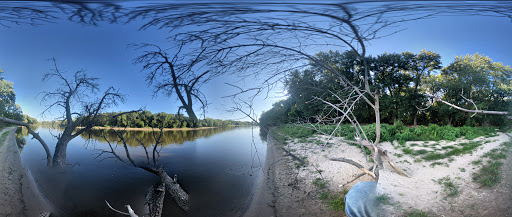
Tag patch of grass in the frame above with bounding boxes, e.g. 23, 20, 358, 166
472, 159, 482, 165
312, 178, 328, 189
459, 168, 466, 172
473, 161, 503, 187
430, 162, 445, 167
422, 153, 444, 161
482, 148, 507, 160
402, 147, 414, 155
472, 141, 512, 187
403, 209, 431, 217
422, 141, 483, 161
436, 176, 459, 197
0, 131, 9, 147
412, 149, 429, 156
319, 189, 348, 212
376, 194, 392, 206
395, 153, 404, 158
441, 145, 455, 150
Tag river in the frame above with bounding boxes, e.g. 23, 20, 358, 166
17, 126, 266, 217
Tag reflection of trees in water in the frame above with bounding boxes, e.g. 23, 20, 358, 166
15, 127, 27, 152
82, 127, 235, 147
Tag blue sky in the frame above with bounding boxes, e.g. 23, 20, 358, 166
1, 2, 511, 121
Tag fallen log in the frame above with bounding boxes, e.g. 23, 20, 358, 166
158, 169, 189, 211
144, 182, 166, 217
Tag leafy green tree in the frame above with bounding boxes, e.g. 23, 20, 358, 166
0, 72, 23, 121
438, 53, 512, 126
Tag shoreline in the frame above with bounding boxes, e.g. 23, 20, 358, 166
242, 131, 340, 217
0, 127, 56, 216
243, 132, 278, 217
74, 126, 220, 131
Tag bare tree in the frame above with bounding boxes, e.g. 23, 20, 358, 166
1, 58, 124, 167
97, 123, 188, 216
132, 43, 219, 121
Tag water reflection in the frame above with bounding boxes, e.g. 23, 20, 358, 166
82, 126, 235, 147
18, 126, 266, 217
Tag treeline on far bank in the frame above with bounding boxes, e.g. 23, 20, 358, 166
40, 111, 253, 129
260, 50, 512, 129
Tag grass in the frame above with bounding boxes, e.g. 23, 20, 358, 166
472, 141, 511, 187
376, 193, 392, 205
422, 141, 483, 161
436, 176, 459, 197
403, 209, 431, 217
473, 161, 503, 187
0, 131, 9, 147
312, 178, 328, 189
273, 122, 497, 144
319, 188, 348, 212
430, 162, 445, 167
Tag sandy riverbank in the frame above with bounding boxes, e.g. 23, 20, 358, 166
0, 127, 55, 217
244, 130, 512, 217
243, 133, 342, 217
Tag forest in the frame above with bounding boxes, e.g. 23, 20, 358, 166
72, 111, 252, 129
260, 50, 512, 129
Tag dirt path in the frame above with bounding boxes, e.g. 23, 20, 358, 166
453, 143, 512, 216
0, 127, 54, 217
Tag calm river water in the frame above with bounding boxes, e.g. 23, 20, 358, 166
17, 126, 266, 217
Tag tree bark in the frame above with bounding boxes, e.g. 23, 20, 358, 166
157, 169, 189, 211
374, 94, 381, 145
144, 182, 166, 217
52, 137, 71, 167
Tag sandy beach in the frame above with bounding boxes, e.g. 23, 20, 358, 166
244, 130, 512, 217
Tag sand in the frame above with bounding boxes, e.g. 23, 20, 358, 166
0, 127, 55, 217
244, 130, 512, 217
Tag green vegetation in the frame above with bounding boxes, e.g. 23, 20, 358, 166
272, 123, 496, 148
422, 141, 483, 161
376, 194, 392, 206
436, 176, 460, 197
41, 111, 251, 129
0, 130, 10, 147
403, 209, 431, 217
472, 141, 512, 187
311, 178, 328, 189
260, 51, 512, 130
319, 190, 348, 212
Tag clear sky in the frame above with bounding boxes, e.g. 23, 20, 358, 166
1, 2, 511, 121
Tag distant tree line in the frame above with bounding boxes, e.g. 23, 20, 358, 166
260, 50, 512, 128
73, 111, 253, 129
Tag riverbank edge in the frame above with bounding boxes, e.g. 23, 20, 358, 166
242, 132, 278, 217
0, 127, 56, 216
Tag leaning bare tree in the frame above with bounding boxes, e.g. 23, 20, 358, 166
0, 58, 124, 167
95, 118, 188, 217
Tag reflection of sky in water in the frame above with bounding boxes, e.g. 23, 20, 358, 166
18, 126, 266, 217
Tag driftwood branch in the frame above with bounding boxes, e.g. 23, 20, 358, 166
329, 157, 376, 179
105, 200, 138, 217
